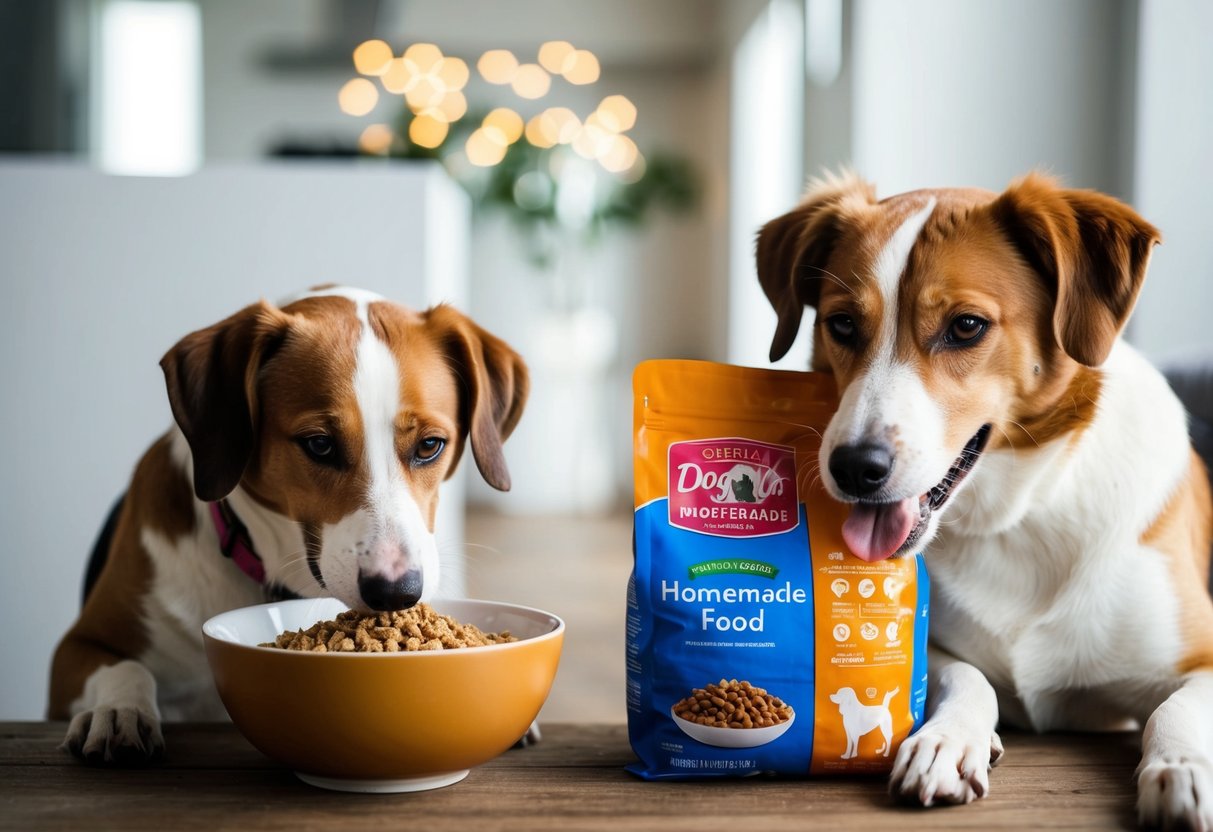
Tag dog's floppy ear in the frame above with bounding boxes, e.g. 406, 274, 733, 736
429, 306, 529, 492
756, 170, 876, 362
160, 300, 291, 502
988, 173, 1160, 367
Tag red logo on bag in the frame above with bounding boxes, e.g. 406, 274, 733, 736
668, 438, 799, 537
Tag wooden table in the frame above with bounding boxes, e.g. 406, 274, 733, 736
1, 722, 1141, 830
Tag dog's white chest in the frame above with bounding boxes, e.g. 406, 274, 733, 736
921, 344, 1198, 730
926, 472, 1185, 728
139, 524, 264, 719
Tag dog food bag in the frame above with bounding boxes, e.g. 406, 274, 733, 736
628, 360, 928, 779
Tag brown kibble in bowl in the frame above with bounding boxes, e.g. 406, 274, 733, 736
673, 679, 793, 729
260, 603, 518, 652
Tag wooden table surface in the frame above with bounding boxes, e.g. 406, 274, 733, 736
1, 722, 1142, 831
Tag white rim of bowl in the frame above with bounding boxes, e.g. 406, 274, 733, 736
201, 597, 565, 657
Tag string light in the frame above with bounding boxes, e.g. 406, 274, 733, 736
525, 114, 556, 148
595, 95, 637, 132
405, 76, 445, 111
435, 57, 469, 91
538, 40, 575, 74
572, 121, 611, 159
598, 134, 639, 172
563, 50, 600, 85
403, 43, 443, 74
583, 112, 614, 136
380, 58, 413, 94
425, 90, 467, 123
466, 128, 508, 166
478, 49, 519, 84
338, 78, 379, 116
358, 123, 394, 154
510, 63, 550, 99
410, 115, 449, 149
481, 125, 509, 147
344, 38, 644, 180
483, 108, 524, 144
353, 40, 393, 76
537, 107, 580, 145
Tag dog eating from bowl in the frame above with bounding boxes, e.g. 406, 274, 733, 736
49, 286, 528, 765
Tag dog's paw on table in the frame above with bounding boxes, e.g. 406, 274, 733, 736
1137, 755, 1213, 831
889, 727, 1003, 807
62, 706, 165, 766
512, 722, 542, 749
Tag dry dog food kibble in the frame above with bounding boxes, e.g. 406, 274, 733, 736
261, 603, 518, 652
673, 679, 794, 729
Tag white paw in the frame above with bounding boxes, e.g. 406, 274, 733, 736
1137, 755, 1213, 831
889, 726, 1002, 807
513, 721, 542, 748
63, 705, 165, 765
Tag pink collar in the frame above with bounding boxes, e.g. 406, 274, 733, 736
209, 500, 266, 585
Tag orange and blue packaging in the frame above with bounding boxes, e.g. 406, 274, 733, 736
627, 360, 928, 778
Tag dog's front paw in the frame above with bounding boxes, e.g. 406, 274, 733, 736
63, 705, 165, 765
1137, 755, 1213, 831
512, 721, 542, 749
889, 726, 1002, 807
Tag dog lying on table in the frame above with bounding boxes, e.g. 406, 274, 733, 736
49, 286, 528, 764
757, 172, 1213, 830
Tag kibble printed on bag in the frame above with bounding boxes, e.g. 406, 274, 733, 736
627, 360, 929, 778
672, 679, 793, 729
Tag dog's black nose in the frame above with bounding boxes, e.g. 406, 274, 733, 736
829, 443, 894, 498
358, 569, 423, 611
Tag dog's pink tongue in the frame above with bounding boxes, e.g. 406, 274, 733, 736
842, 498, 917, 562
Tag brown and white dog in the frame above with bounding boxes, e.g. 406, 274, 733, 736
758, 172, 1213, 829
49, 286, 527, 764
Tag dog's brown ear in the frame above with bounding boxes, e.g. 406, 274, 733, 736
756, 170, 876, 362
160, 300, 291, 502
988, 173, 1160, 367
430, 306, 529, 492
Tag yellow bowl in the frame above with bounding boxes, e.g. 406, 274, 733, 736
202, 597, 564, 792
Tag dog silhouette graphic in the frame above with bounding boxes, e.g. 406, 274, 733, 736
829, 686, 899, 759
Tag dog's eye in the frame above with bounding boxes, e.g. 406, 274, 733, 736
301, 435, 336, 462
414, 437, 446, 464
945, 315, 988, 346
825, 314, 857, 345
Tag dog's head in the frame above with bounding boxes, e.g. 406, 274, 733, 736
829, 687, 856, 705
757, 172, 1159, 561
160, 287, 528, 610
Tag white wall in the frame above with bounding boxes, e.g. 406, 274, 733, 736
851, 0, 1133, 196
201, 2, 356, 160
1128, 0, 1213, 361
0, 159, 469, 718
727, 0, 810, 371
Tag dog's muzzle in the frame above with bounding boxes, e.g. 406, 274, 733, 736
835, 424, 992, 562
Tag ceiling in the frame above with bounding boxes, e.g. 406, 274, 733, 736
260, 0, 735, 73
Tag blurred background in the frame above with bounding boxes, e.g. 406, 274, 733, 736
1, 0, 1210, 723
